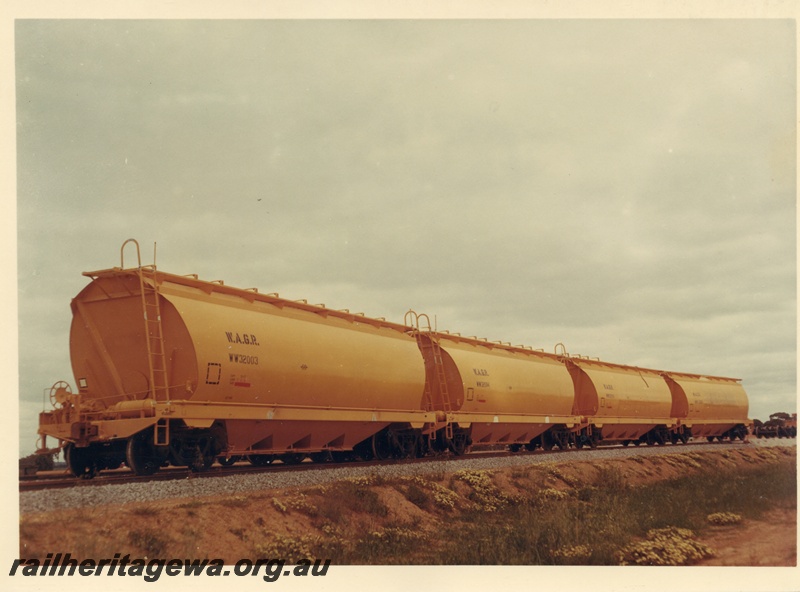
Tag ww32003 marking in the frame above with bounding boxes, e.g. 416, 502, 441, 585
228, 353, 259, 365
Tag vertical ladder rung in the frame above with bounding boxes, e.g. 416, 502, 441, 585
418, 333, 453, 442
138, 267, 170, 405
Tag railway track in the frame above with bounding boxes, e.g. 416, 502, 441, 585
21, 438, 784, 493
20, 448, 529, 492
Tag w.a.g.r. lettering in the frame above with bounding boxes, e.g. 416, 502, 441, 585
225, 332, 260, 346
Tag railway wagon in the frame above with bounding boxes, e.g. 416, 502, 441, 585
414, 328, 581, 452
37, 240, 752, 478
566, 358, 679, 446
662, 373, 749, 441
38, 241, 433, 477
753, 413, 797, 438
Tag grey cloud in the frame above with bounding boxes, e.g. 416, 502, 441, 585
16, 19, 796, 455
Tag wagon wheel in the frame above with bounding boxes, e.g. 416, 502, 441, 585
49, 381, 73, 408
450, 437, 467, 456
65, 442, 96, 479
126, 430, 164, 476
247, 454, 274, 466
372, 430, 395, 460
353, 439, 375, 461
396, 433, 419, 459
449, 431, 469, 456
280, 453, 306, 465
553, 431, 569, 450
415, 435, 431, 458
310, 450, 332, 463
330, 450, 353, 463
218, 455, 241, 467
189, 438, 215, 473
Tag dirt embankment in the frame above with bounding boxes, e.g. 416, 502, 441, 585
19, 445, 797, 565
695, 507, 796, 566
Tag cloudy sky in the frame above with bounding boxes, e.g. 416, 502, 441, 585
12, 18, 796, 456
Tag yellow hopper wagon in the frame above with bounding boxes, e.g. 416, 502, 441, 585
36, 240, 752, 478
38, 240, 431, 477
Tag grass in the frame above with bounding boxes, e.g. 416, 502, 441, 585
241, 453, 795, 565
313, 478, 389, 523
293, 454, 795, 565
128, 529, 169, 556
431, 461, 795, 565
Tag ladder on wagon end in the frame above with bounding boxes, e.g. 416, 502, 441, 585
121, 239, 170, 447
405, 311, 453, 441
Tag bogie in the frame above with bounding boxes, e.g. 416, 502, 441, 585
126, 430, 168, 476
